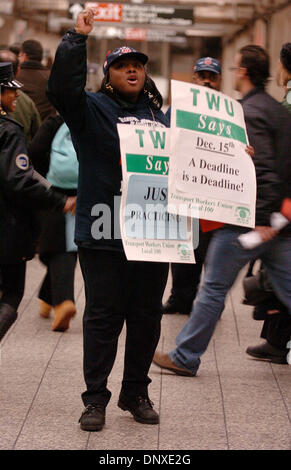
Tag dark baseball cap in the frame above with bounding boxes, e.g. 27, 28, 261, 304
193, 57, 221, 75
0, 62, 22, 89
103, 46, 148, 75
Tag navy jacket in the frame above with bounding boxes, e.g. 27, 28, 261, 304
47, 30, 168, 250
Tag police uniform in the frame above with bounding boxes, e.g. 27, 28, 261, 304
0, 62, 67, 342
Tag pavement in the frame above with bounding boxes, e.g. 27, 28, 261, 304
0, 257, 290, 451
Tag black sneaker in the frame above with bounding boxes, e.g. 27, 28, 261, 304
162, 297, 190, 315
118, 395, 159, 424
0, 303, 18, 342
79, 404, 105, 431
246, 341, 288, 364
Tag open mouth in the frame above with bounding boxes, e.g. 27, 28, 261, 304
127, 76, 138, 85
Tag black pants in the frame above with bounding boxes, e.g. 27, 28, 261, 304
251, 261, 291, 351
78, 247, 168, 407
39, 252, 77, 306
0, 262, 26, 310
261, 313, 291, 350
170, 230, 214, 311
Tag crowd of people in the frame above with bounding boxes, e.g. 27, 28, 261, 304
0, 7, 290, 434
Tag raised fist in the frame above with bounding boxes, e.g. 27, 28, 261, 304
75, 8, 95, 35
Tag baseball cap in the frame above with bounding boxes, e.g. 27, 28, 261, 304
103, 46, 148, 75
193, 57, 221, 75
0, 62, 22, 89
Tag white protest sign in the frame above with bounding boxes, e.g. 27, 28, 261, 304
168, 80, 256, 228
118, 124, 195, 263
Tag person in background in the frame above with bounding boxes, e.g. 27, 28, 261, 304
17, 39, 55, 121
0, 49, 41, 145
162, 57, 223, 317
47, 8, 169, 432
9, 43, 21, 58
29, 114, 78, 332
278, 42, 291, 112
0, 62, 76, 343
192, 56, 222, 89
246, 42, 291, 364
153, 45, 291, 376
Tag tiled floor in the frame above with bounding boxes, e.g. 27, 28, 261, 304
0, 257, 290, 450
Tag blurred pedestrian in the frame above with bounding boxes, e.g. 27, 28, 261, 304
47, 8, 169, 431
277, 42, 291, 111
29, 114, 78, 331
9, 43, 21, 58
246, 42, 291, 364
153, 45, 291, 376
17, 39, 55, 121
0, 49, 41, 145
0, 62, 76, 342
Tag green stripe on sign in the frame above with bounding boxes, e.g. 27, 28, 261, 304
176, 110, 247, 144
126, 154, 169, 175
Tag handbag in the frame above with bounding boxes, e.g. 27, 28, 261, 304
242, 261, 275, 306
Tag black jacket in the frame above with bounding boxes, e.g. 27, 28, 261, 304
29, 113, 63, 177
17, 61, 55, 121
28, 114, 77, 255
0, 113, 66, 263
241, 87, 291, 227
47, 30, 168, 250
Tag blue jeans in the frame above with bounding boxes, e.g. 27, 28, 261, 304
169, 226, 291, 375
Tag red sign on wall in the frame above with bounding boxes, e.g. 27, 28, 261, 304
85, 2, 122, 22
125, 28, 147, 41
85, 2, 194, 26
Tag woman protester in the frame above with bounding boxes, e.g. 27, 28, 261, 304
0, 62, 75, 342
47, 8, 169, 432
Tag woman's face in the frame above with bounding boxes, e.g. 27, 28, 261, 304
108, 57, 146, 102
1, 87, 18, 112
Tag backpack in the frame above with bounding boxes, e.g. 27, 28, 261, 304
46, 123, 78, 189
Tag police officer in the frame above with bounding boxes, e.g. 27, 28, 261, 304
0, 62, 76, 342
